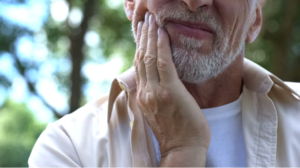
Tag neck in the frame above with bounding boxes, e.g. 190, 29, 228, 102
183, 54, 244, 109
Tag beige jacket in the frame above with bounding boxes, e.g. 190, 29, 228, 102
29, 59, 300, 167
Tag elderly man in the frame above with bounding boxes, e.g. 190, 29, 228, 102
29, 0, 300, 167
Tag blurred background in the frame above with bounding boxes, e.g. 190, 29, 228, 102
0, 0, 299, 166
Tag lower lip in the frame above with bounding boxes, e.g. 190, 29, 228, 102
167, 22, 213, 39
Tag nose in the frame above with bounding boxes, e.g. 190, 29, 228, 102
180, 0, 212, 12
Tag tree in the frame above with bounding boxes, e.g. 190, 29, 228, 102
0, 0, 134, 118
0, 100, 47, 167
0, 0, 299, 121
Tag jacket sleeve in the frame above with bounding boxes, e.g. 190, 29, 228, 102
28, 122, 82, 167
28, 95, 110, 167
285, 82, 300, 98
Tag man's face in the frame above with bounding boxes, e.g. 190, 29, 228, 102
127, 0, 260, 83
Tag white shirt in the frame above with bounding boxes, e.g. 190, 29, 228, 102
151, 95, 247, 167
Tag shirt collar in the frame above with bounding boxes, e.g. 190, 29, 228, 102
107, 58, 300, 122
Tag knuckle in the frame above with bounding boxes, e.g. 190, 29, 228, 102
145, 93, 156, 109
145, 84, 152, 92
137, 86, 158, 112
149, 25, 156, 33
133, 58, 138, 66
141, 30, 148, 37
157, 41, 164, 49
138, 49, 146, 61
147, 32, 155, 40
144, 53, 156, 64
137, 90, 144, 104
157, 89, 172, 105
157, 59, 167, 69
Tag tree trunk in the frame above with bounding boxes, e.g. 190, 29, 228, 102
69, 0, 96, 113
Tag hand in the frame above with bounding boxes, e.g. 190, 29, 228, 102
134, 12, 211, 167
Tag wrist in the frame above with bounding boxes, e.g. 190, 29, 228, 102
160, 146, 208, 167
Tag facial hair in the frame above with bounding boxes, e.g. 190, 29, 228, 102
133, 8, 247, 84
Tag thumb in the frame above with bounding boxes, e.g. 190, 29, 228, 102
157, 28, 179, 87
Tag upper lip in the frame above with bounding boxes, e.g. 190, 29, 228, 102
167, 19, 214, 34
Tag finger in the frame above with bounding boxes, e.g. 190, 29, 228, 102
134, 22, 144, 87
136, 21, 143, 50
134, 59, 140, 87
157, 28, 179, 86
138, 11, 150, 87
144, 13, 159, 85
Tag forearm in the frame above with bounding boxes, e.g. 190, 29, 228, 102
159, 146, 207, 167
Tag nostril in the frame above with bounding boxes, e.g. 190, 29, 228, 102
180, 1, 187, 7
180, 1, 190, 11
181, 0, 212, 12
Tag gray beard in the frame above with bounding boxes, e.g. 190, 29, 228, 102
156, 9, 246, 84
171, 33, 244, 84
132, 9, 247, 84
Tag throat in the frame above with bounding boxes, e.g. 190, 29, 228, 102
183, 55, 244, 109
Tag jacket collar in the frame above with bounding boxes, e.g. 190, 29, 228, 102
107, 58, 300, 122
243, 59, 300, 98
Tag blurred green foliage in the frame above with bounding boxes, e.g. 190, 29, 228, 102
246, 0, 300, 82
0, 0, 299, 166
0, 100, 47, 167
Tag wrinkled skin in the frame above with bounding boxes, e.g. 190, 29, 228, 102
124, 0, 263, 167
134, 13, 210, 166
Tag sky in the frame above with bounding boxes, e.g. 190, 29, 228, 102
0, 0, 123, 123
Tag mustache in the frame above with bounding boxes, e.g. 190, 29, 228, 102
132, 8, 223, 43
155, 9, 221, 34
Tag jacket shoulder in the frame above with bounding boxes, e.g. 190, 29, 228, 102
285, 82, 300, 97
29, 95, 110, 167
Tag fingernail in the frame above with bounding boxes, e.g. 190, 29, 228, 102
158, 28, 163, 36
137, 21, 143, 35
145, 12, 149, 23
149, 14, 153, 24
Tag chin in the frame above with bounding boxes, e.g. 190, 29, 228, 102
171, 40, 242, 84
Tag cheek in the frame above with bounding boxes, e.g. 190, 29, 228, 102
215, 0, 250, 47
133, 0, 170, 22
131, 0, 148, 34
132, 0, 174, 37
147, 0, 172, 12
